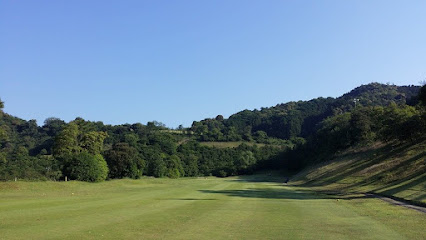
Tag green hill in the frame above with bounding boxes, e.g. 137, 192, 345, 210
0, 83, 424, 182
191, 83, 420, 141
291, 140, 426, 205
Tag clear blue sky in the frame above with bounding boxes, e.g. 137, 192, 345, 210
1, 1, 425, 128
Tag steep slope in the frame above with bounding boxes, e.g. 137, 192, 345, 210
291, 140, 426, 205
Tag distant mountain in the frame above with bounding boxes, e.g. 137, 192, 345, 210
333, 82, 420, 111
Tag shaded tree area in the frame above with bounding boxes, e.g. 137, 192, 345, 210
105, 143, 145, 179
177, 141, 283, 177
0, 104, 283, 181
0, 102, 66, 180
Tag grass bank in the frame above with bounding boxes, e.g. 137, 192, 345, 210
291, 140, 426, 205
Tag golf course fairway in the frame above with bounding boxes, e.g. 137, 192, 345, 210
1, 175, 425, 240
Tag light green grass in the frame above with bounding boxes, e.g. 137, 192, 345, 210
0, 174, 425, 240
291, 140, 426, 205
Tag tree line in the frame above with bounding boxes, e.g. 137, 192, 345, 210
0, 83, 423, 182
0, 106, 283, 181
190, 83, 420, 142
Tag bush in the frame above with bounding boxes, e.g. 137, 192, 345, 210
217, 170, 228, 178
65, 152, 108, 182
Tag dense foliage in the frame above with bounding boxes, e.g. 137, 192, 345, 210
63, 152, 108, 182
0, 83, 423, 182
105, 143, 145, 179
191, 83, 420, 141
284, 85, 426, 170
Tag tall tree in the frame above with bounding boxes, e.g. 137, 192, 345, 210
165, 154, 185, 178
79, 131, 108, 155
236, 150, 256, 173
43, 117, 66, 136
419, 84, 426, 106
105, 143, 145, 179
53, 123, 79, 158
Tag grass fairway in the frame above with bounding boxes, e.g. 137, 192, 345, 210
1, 175, 425, 240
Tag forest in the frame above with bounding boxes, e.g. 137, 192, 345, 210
0, 83, 425, 182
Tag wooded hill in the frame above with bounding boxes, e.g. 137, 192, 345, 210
191, 83, 420, 141
0, 83, 424, 182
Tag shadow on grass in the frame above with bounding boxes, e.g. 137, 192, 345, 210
199, 188, 371, 200
377, 174, 426, 197
334, 152, 426, 192
320, 144, 411, 185
296, 142, 425, 192
226, 172, 292, 184
162, 198, 218, 201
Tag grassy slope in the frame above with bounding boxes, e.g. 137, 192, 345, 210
0, 175, 425, 240
291, 140, 426, 205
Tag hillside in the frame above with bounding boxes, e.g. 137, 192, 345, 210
291, 140, 426, 205
191, 83, 420, 141
0, 83, 424, 182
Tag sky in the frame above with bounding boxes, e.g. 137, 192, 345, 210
1, 0, 425, 128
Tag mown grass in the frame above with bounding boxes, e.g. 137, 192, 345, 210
0, 174, 425, 240
291, 140, 426, 205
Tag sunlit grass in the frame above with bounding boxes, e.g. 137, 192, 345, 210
0, 174, 424, 240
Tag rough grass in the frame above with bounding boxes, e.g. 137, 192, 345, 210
291, 140, 426, 205
0, 174, 425, 239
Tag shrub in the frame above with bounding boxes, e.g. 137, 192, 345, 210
65, 152, 108, 182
